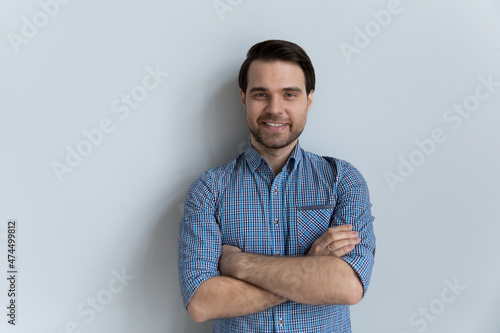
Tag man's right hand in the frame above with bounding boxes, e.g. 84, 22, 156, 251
307, 224, 361, 257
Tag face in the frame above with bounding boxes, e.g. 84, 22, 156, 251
240, 60, 313, 151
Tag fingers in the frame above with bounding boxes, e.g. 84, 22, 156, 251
327, 237, 361, 257
331, 244, 355, 257
307, 224, 361, 257
328, 237, 361, 252
315, 225, 359, 250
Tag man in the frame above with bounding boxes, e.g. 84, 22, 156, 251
178, 39, 375, 332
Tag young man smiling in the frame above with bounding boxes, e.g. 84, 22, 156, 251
243, 59, 311, 173
178, 40, 376, 332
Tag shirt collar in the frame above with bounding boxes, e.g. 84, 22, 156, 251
244, 140, 303, 172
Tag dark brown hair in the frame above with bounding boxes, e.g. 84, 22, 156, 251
238, 40, 316, 95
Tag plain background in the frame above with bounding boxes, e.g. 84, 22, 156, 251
1, 0, 499, 332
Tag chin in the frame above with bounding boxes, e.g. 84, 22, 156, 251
260, 139, 295, 150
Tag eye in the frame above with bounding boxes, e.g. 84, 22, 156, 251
285, 93, 297, 98
253, 93, 266, 98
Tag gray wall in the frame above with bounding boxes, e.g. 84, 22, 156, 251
1, 0, 499, 332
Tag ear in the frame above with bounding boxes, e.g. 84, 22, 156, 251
239, 89, 246, 110
306, 90, 314, 114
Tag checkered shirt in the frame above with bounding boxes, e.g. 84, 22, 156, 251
178, 141, 376, 332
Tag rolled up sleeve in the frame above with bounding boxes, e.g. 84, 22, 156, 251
332, 161, 376, 296
177, 171, 221, 308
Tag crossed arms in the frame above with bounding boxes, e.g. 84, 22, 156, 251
179, 161, 376, 323
187, 225, 363, 322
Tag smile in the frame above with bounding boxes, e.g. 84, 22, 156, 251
264, 122, 286, 127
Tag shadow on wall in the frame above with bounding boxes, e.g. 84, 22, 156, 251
138, 74, 249, 332
138, 191, 214, 333
202, 74, 251, 168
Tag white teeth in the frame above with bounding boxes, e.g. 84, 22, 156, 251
265, 122, 285, 127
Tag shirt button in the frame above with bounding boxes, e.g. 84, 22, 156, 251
273, 187, 278, 193
273, 219, 279, 225
278, 319, 284, 325
277, 252, 281, 256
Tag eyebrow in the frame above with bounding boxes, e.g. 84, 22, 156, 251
248, 86, 303, 93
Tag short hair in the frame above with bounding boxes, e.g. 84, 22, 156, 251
238, 40, 316, 95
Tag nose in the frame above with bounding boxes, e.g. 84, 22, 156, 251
266, 95, 284, 114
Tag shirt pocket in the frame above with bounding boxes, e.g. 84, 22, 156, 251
297, 204, 335, 250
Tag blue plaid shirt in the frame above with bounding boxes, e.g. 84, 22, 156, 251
178, 141, 375, 332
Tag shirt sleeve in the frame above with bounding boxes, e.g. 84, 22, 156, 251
332, 160, 376, 297
177, 170, 222, 309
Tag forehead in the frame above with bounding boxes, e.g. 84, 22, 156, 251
247, 60, 306, 90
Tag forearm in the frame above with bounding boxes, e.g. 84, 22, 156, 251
228, 253, 362, 305
187, 275, 286, 322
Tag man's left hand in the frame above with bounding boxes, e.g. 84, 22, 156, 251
307, 224, 360, 257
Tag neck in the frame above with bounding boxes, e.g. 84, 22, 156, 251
251, 137, 297, 175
